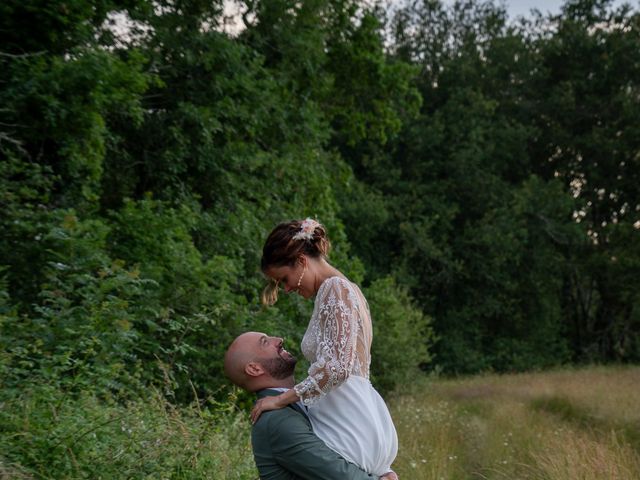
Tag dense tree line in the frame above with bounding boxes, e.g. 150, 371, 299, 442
1, 0, 639, 414
379, 0, 640, 371
0, 0, 430, 406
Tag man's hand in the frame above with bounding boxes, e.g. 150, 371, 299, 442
380, 471, 398, 480
250, 394, 286, 424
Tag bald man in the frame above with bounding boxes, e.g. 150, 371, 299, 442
224, 332, 384, 480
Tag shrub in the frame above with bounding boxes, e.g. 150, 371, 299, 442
366, 276, 435, 394
0, 385, 256, 479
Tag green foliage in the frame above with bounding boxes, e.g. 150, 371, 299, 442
1, 0, 639, 474
108, 197, 254, 399
325, 11, 422, 149
0, 154, 57, 304
367, 277, 435, 393
0, 0, 146, 54
345, 0, 640, 373
1, 210, 151, 396
527, 0, 640, 362
0, 385, 256, 479
2, 47, 148, 204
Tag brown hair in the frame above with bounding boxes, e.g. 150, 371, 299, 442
260, 219, 331, 305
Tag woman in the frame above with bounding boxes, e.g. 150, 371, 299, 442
250, 218, 398, 477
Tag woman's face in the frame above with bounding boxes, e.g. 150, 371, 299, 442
265, 259, 314, 299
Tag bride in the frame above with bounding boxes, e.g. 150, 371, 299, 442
250, 218, 398, 477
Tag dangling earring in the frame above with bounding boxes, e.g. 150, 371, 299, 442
296, 263, 307, 289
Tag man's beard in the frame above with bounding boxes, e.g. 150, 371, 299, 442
261, 355, 297, 379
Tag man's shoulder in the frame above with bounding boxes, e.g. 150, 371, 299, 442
252, 405, 308, 437
252, 405, 311, 466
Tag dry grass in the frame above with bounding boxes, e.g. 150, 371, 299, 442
388, 366, 640, 480
533, 429, 640, 480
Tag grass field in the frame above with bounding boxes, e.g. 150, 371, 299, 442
2, 366, 638, 479
389, 366, 640, 480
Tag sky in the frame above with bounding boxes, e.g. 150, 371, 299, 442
113, 0, 639, 40
495, 0, 634, 18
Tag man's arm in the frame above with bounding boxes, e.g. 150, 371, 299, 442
261, 411, 377, 480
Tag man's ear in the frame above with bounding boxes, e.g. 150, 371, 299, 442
245, 361, 264, 377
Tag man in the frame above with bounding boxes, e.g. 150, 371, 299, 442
224, 332, 396, 480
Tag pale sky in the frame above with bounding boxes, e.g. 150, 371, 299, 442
113, 1, 640, 40
497, 0, 635, 18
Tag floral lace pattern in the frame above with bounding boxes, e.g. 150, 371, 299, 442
294, 277, 372, 406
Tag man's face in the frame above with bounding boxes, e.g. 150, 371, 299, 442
251, 333, 297, 379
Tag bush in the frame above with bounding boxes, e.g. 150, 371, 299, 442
0, 210, 154, 397
0, 385, 256, 479
107, 197, 253, 400
366, 277, 435, 394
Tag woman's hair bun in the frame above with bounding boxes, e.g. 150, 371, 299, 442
308, 222, 330, 257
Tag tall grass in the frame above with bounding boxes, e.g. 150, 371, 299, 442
389, 366, 640, 479
3, 367, 638, 479
0, 386, 256, 480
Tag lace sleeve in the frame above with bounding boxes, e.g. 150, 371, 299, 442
294, 278, 359, 406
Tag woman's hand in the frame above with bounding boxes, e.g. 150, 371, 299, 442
380, 471, 398, 480
250, 395, 286, 424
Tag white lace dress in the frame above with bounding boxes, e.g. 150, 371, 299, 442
294, 276, 398, 476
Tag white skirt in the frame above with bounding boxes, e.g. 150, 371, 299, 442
307, 376, 398, 476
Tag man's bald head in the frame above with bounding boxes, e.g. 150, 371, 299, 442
224, 332, 260, 388
224, 332, 297, 392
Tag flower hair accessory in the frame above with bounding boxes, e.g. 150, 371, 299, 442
292, 218, 320, 241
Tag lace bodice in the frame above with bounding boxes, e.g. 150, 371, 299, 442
294, 276, 372, 406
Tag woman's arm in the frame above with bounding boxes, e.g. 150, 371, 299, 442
250, 278, 360, 422
294, 278, 359, 404
250, 388, 299, 424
